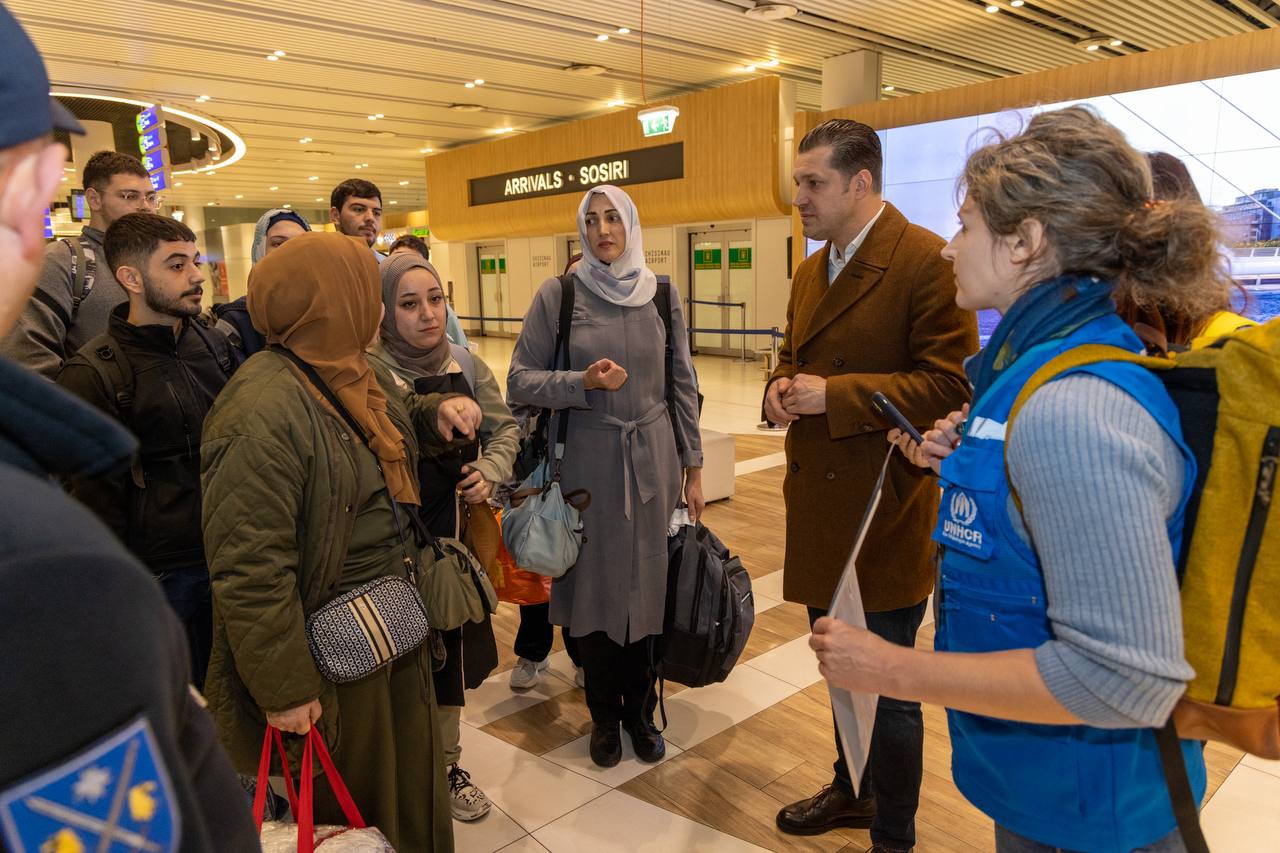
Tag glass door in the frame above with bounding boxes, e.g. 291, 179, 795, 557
476, 243, 508, 336
688, 229, 752, 356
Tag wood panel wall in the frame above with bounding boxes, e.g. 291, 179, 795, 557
791, 26, 1280, 271
425, 77, 789, 242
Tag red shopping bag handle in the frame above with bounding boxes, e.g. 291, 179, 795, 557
308, 728, 366, 828
253, 726, 300, 830
295, 728, 367, 853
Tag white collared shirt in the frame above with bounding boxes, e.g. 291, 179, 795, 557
827, 203, 886, 286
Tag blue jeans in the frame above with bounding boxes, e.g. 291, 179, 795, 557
995, 824, 1187, 852
809, 598, 927, 851
156, 564, 212, 689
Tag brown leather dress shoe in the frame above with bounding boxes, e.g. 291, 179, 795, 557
775, 784, 876, 835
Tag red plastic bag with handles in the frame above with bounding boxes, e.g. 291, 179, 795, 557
255, 727, 392, 852
495, 507, 552, 606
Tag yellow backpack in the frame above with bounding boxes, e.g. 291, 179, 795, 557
1008, 319, 1279, 852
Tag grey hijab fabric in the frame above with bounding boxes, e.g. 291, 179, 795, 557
250, 208, 311, 263
572, 185, 657, 307
377, 251, 453, 378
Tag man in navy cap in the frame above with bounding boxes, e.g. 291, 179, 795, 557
0, 6, 258, 851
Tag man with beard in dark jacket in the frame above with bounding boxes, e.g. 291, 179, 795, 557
0, 7, 257, 851
57, 212, 233, 689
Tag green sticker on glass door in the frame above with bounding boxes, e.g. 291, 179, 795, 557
728, 248, 752, 269
694, 248, 722, 270
480, 258, 496, 273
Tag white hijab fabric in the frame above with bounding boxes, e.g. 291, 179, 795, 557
572, 185, 657, 307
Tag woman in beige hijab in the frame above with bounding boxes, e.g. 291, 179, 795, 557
201, 232, 480, 852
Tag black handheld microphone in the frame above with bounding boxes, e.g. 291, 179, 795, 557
871, 392, 924, 445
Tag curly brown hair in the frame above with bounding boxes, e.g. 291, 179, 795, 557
959, 106, 1232, 343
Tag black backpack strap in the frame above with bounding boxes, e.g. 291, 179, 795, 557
651, 280, 685, 458
188, 318, 234, 377
549, 274, 575, 468
1155, 719, 1210, 853
84, 334, 144, 488
61, 236, 98, 314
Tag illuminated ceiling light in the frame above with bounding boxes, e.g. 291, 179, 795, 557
283, 203, 292, 209
742, 3, 798, 20
362, 163, 369, 167
883, 84, 895, 91
269, 185, 278, 190
375, 113, 384, 118
389, 200, 398, 205
607, 99, 625, 107
368, 114, 377, 120
474, 79, 485, 85
638, 104, 679, 137
273, 50, 286, 57
1086, 43, 1100, 51
596, 34, 609, 41
195, 95, 210, 102
234, 194, 244, 199
765, 58, 780, 67
52, 91, 248, 176
741, 64, 757, 72
617, 27, 630, 34
266, 55, 279, 61
314, 197, 324, 201
1110, 37, 1124, 46
1010, 0, 1024, 5
449, 103, 484, 112
308, 175, 319, 181
64, 166, 75, 171
60, 176, 68, 182
464, 82, 475, 88
398, 180, 409, 185
174, 181, 184, 186
190, 129, 201, 141
419, 147, 433, 153
985, 4, 999, 12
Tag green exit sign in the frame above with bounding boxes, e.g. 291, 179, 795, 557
638, 106, 679, 138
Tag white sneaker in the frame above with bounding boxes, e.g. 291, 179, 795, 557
574, 665, 586, 688
448, 764, 491, 821
509, 657, 548, 689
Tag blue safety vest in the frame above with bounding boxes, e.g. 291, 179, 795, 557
932, 313, 1206, 853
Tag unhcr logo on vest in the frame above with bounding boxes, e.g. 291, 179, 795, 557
943, 490, 983, 548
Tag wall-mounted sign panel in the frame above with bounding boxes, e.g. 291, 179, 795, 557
468, 143, 684, 206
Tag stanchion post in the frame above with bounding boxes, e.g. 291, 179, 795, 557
739, 303, 748, 363
770, 327, 780, 373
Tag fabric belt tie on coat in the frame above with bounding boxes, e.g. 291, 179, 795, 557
576, 401, 669, 519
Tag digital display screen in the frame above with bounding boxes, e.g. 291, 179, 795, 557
138, 130, 162, 155
142, 152, 164, 173
136, 107, 159, 134
70, 189, 86, 221
148, 171, 169, 192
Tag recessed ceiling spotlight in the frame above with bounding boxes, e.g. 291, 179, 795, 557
234, 194, 244, 199
354, 164, 363, 169
985, 4, 999, 12
389, 200, 398, 205
1010, 0, 1024, 5
398, 180, 410, 185
273, 50, 286, 57
419, 147, 433, 153
368, 115, 377, 120
1076, 35, 1112, 51
362, 163, 369, 167
269, 185, 278, 190
298, 136, 312, 143
283, 203, 292, 209
375, 113, 384, 118
315, 197, 324, 202
449, 103, 485, 112
308, 175, 319, 181
1086, 43, 1100, 51
596, 34, 609, 41
195, 95, 210, 102
206, 201, 216, 206
617, 27, 630, 34
564, 63, 609, 76
741, 64, 757, 72
883, 84, 895, 91
174, 181, 184, 187
266, 54, 279, 61
60, 176, 68, 182
607, 99, 625, 107
765, 58, 780, 67
743, 3, 798, 20
1110, 37, 1124, 46
464, 82, 475, 88
474, 79, 485, 85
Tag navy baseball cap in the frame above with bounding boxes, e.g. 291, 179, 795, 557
0, 3, 83, 148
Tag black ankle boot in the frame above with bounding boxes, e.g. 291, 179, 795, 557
622, 719, 666, 763
589, 721, 622, 767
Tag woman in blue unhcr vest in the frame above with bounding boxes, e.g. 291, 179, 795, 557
808, 104, 1233, 853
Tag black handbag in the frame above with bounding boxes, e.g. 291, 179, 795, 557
274, 346, 434, 683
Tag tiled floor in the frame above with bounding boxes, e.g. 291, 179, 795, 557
449, 339, 1259, 853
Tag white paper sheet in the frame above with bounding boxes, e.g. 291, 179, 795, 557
824, 446, 894, 797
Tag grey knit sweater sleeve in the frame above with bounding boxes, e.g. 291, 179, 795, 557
1006, 374, 1193, 729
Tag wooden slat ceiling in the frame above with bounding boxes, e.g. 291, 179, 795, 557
13, 0, 1278, 211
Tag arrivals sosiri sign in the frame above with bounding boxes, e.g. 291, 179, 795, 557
468, 143, 683, 206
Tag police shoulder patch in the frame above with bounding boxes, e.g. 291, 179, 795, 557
0, 716, 181, 853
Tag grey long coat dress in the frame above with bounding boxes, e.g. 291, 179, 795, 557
508, 275, 703, 645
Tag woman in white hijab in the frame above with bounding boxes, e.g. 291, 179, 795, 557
508, 185, 704, 769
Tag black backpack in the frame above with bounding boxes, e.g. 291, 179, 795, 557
657, 522, 755, 689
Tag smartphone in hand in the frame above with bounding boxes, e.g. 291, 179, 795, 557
871, 392, 924, 445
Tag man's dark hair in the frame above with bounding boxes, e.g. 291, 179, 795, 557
798, 119, 883, 192
82, 150, 148, 192
389, 234, 429, 259
331, 178, 382, 210
104, 212, 197, 274
1146, 152, 1198, 202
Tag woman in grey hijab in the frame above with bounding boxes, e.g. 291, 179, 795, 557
507, 185, 704, 769
211, 208, 311, 360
